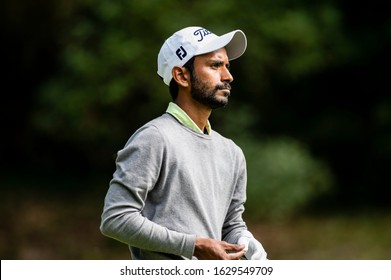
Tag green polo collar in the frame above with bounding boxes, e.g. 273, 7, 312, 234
166, 102, 211, 135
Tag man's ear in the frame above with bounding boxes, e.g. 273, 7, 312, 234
172, 66, 190, 88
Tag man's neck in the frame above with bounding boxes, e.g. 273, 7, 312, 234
174, 99, 211, 133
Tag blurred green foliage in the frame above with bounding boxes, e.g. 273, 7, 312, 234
243, 137, 333, 220
1, 0, 390, 214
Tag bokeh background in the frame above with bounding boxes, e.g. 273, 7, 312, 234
1, 0, 390, 259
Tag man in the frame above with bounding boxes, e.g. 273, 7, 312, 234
100, 26, 267, 260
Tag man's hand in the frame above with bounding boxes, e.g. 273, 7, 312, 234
193, 237, 246, 260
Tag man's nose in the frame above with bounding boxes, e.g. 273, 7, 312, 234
222, 67, 233, 83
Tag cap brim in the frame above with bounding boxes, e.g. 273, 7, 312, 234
195, 30, 247, 60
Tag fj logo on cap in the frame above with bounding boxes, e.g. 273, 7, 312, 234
193, 28, 212, 42
176, 46, 187, 60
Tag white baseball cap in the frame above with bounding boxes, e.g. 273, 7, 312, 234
157, 26, 247, 86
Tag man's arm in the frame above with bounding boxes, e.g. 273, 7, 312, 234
222, 146, 268, 259
221, 147, 250, 243
100, 125, 196, 259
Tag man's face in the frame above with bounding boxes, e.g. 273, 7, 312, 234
190, 48, 234, 109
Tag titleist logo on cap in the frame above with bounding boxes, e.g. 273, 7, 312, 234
193, 28, 213, 42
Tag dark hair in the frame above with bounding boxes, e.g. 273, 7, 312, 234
168, 56, 195, 100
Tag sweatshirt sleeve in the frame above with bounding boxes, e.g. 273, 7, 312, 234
100, 125, 196, 259
222, 145, 253, 244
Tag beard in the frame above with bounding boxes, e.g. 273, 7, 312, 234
190, 73, 231, 110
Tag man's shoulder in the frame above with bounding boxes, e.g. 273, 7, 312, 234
211, 129, 235, 145
129, 113, 177, 140
140, 113, 179, 134
212, 130, 244, 155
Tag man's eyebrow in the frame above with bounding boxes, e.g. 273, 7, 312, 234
209, 59, 230, 68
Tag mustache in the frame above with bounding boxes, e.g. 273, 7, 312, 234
216, 83, 231, 91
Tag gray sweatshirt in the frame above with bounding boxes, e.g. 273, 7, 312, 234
100, 113, 253, 259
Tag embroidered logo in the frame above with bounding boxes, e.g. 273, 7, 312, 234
176, 46, 187, 60
193, 28, 212, 42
